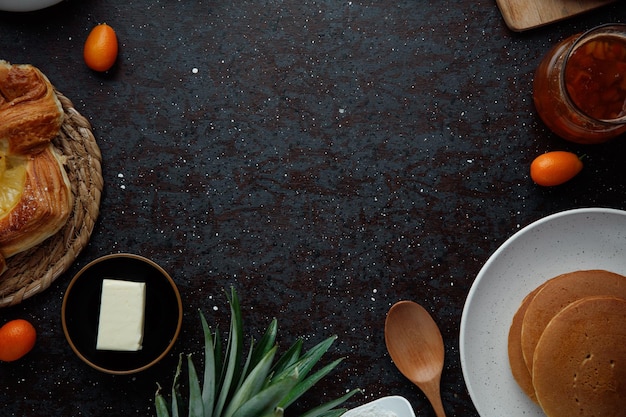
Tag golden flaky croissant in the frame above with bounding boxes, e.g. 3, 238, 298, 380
0, 60, 73, 276
0, 60, 64, 155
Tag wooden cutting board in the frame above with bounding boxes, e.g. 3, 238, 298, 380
496, 0, 616, 31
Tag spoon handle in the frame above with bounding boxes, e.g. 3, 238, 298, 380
429, 392, 446, 417
420, 380, 447, 417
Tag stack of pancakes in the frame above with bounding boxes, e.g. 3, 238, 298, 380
508, 269, 626, 417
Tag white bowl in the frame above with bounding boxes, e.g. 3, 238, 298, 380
344, 396, 416, 417
0, 0, 63, 12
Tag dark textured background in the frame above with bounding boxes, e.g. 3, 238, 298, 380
1, 0, 626, 416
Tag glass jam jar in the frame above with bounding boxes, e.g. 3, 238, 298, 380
533, 24, 626, 144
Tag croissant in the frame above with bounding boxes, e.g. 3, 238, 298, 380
0, 144, 73, 257
0, 61, 72, 277
0, 60, 64, 155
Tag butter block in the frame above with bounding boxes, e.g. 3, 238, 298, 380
96, 279, 146, 351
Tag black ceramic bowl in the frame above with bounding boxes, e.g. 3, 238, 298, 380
62, 254, 183, 375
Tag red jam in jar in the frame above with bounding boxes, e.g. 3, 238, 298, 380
533, 24, 626, 144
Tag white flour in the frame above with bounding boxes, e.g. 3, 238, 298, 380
342, 404, 398, 417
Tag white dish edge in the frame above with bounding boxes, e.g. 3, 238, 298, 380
345, 395, 416, 417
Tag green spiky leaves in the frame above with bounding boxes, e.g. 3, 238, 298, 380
155, 287, 360, 417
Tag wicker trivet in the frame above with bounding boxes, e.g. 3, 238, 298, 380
0, 91, 103, 308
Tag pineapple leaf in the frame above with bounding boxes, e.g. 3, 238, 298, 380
272, 335, 337, 383
316, 410, 348, 417
171, 354, 183, 417
155, 384, 171, 417
200, 312, 216, 417
155, 287, 355, 417
270, 338, 302, 377
213, 327, 223, 383
222, 345, 278, 417
214, 288, 244, 417
248, 318, 277, 373
230, 371, 299, 417
233, 341, 254, 396
259, 407, 284, 417
278, 357, 344, 408
299, 389, 361, 417
155, 354, 183, 417
187, 354, 204, 417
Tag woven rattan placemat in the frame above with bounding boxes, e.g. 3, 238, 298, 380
0, 91, 103, 308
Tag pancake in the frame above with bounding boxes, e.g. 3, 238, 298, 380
507, 283, 544, 402
520, 270, 626, 373
532, 296, 626, 417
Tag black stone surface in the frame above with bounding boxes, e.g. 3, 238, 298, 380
1, 1, 626, 416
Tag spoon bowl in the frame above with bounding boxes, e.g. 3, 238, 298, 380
385, 300, 447, 417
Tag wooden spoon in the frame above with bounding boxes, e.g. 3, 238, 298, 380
384, 300, 447, 417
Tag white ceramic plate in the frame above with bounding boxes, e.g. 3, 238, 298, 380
345, 396, 416, 417
0, 0, 62, 12
460, 207, 626, 416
